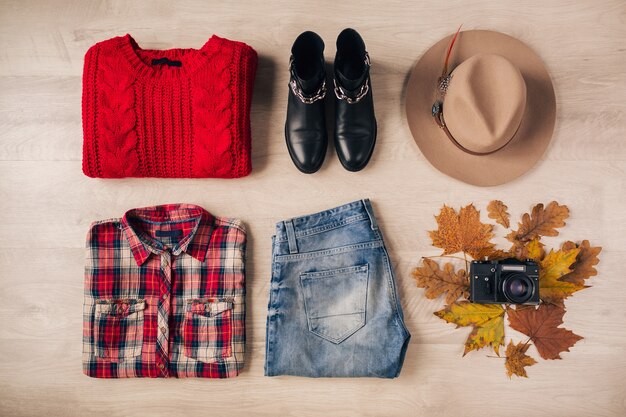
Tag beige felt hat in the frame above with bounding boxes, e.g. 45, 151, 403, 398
405, 30, 556, 186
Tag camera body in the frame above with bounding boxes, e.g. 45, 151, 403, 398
469, 258, 540, 305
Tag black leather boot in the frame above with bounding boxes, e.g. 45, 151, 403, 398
333, 28, 377, 172
285, 31, 327, 174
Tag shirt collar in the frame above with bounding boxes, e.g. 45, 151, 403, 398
120, 204, 214, 266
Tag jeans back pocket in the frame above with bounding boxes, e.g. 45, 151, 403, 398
183, 298, 234, 363
300, 264, 369, 344
94, 299, 145, 362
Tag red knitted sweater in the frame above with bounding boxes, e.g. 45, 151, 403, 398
82, 34, 258, 178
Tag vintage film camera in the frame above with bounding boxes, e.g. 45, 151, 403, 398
469, 258, 540, 305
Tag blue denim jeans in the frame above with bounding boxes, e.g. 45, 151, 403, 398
265, 199, 410, 378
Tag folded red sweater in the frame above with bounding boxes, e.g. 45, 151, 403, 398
82, 34, 258, 178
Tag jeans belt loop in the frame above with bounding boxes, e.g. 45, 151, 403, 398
285, 219, 298, 254
362, 198, 379, 231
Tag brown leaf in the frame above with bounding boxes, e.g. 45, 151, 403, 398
507, 304, 583, 360
472, 247, 510, 261
540, 248, 584, 304
412, 259, 469, 304
435, 302, 505, 355
507, 201, 569, 244
510, 238, 544, 261
487, 200, 510, 228
429, 204, 495, 259
504, 341, 537, 378
560, 240, 602, 285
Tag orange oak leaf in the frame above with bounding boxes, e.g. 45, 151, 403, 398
412, 259, 469, 304
504, 341, 537, 378
435, 302, 505, 356
507, 305, 583, 360
540, 248, 584, 304
560, 240, 602, 285
487, 200, 510, 228
429, 204, 495, 259
507, 201, 569, 244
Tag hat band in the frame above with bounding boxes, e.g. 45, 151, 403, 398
432, 106, 520, 156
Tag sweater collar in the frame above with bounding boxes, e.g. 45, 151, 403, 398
118, 34, 221, 80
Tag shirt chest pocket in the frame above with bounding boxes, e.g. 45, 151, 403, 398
183, 298, 234, 363
94, 299, 146, 362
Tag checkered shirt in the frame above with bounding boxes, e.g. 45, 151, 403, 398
82, 204, 246, 378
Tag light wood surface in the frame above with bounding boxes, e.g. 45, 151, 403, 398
1, 1, 625, 416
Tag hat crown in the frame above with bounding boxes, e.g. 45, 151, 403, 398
444, 54, 527, 153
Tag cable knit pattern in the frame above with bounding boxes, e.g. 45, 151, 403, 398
81, 34, 258, 178
97, 55, 140, 177
191, 39, 233, 177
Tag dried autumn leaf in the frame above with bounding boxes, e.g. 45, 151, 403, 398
465, 316, 506, 356
525, 239, 545, 261
504, 341, 537, 378
507, 201, 569, 244
540, 248, 584, 304
507, 305, 583, 360
472, 247, 510, 261
412, 259, 469, 304
487, 200, 510, 228
560, 240, 602, 285
510, 238, 544, 261
435, 301, 505, 355
429, 204, 495, 259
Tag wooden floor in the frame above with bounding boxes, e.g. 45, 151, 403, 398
1, 1, 625, 416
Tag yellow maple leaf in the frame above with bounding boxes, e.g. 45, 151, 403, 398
429, 204, 495, 259
526, 238, 544, 261
504, 341, 537, 378
435, 301, 505, 355
464, 316, 506, 356
540, 248, 583, 304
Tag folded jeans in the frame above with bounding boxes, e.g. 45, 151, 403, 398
264, 198, 410, 378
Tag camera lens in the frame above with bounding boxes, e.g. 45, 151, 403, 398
502, 273, 534, 304
508, 280, 527, 296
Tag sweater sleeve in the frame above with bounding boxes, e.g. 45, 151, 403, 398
82, 43, 100, 177
232, 41, 258, 177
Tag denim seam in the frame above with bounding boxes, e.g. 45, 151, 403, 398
296, 214, 369, 237
274, 240, 383, 261
298, 275, 313, 345
380, 241, 411, 338
301, 264, 368, 278
290, 201, 366, 226
308, 311, 366, 319
274, 214, 369, 243
265, 236, 279, 375
381, 244, 400, 315
309, 319, 366, 345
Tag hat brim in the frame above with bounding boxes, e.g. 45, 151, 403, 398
405, 30, 556, 186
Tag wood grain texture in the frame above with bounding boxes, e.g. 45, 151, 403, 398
1, 0, 625, 416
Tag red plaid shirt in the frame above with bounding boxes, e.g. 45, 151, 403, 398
82, 204, 246, 378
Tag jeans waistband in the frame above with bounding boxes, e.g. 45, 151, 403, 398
274, 199, 378, 246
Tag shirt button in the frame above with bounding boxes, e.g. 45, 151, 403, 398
158, 363, 165, 370
162, 294, 168, 300
160, 326, 167, 334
